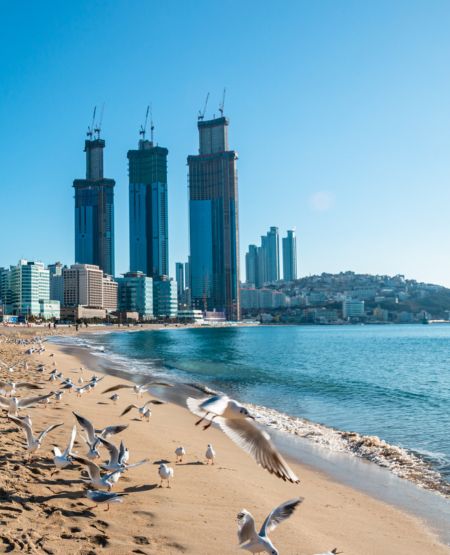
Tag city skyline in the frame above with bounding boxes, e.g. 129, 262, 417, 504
2, 2, 450, 286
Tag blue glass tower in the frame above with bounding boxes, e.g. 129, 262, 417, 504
188, 115, 240, 320
73, 137, 115, 276
128, 139, 169, 279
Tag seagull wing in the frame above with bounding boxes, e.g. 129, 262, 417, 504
99, 424, 129, 438
259, 498, 303, 536
126, 458, 151, 470
186, 395, 230, 417
53, 446, 62, 457
71, 455, 101, 480
120, 404, 137, 417
9, 415, 34, 446
18, 392, 53, 408
217, 418, 300, 483
64, 425, 77, 456
237, 513, 258, 545
97, 436, 119, 465
101, 384, 132, 394
16, 383, 42, 390
73, 412, 96, 443
38, 423, 63, 444
142, 381, 174, 390
145, 399, 165, 406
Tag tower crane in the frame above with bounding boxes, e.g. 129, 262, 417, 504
198, 92, 209, 120
219, 87, 226, 116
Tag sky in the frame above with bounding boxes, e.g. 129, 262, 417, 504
1, 1, 450, 285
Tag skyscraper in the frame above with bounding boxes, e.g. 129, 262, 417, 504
245, 244, 258, 286
128, 138, 169, 279
175, 262, 185, 303
265, 226, 280, 282
282, 229, 297, 281
73, 134, 115, 276
188, 115, 240, 320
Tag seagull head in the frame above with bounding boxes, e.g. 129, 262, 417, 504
236, 509, 252, 524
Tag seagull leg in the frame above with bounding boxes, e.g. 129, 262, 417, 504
195, 412, 210, 426
203, 415, 218, 430
104, 504, 110, 512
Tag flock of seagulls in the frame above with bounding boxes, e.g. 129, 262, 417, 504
0, 334, 342, 553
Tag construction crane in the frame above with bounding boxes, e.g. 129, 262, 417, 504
139, 105, 150, 139
219, 87, 226, 116
86, 106, 96, 139
94, 103, 104, 139
198, 92, 209, 120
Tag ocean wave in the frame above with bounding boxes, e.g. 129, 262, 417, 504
247, 403, 450, 497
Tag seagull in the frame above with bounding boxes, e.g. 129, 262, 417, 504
9, 415, 63, 459
0, 359, 25, 374
158, 463, 174, 488
120, 399, 164, 420
205, 444, 216, 465
237, 498, 303, 554
73, 412, 128, 459
52, 425, 77, 470
71, 455, 120, 490
175, 446, 186, 463
0, 381, 42, 397
109, 393, 119, 404
187, 395, 299, 483
103, 381, 173, 398
86, 489, 127, 511
97, 437, 149, 475
54, 391, 64, 402
0, 392, 54, 417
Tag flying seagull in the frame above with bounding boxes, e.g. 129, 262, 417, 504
0, 392, 54, 417
120, 399, 165, 420
237, 498, 303, 554
9, 415, 62, 459
102, 381, 173, 397
71, 455, 121, 490
73, 412, 128, 459
0, 381, 42, 397
52, 425, 77, 470
86, 489, 127, 511
187, 395, 299, 483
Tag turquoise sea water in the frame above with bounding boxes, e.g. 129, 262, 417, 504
80, 324, 450, 486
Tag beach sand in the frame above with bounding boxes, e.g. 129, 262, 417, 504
0, 327, 448, 554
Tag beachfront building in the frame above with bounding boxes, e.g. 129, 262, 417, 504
117, 271, 153, 320
188, 115, 240, 320
245, 244, 258, 287
342, 299, 365, 319
63, 263, 117, 313
282, 229, 297, 282
153, 276, 178, 318
177, 309, 204, 323
3, 260, 60, 319
73, 132, 115, 276
128, 137, 169, 279
48, 262, 66, 304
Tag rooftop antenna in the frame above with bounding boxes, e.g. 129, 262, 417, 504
198, 92, 209, 120
94, 103, 104, 139
219, 87, 226, 116
87, 106, 96, 139
139, 105, 150, 139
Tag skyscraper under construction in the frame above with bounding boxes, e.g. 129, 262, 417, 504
73, 123, 115, 277
188, 114, 240, 320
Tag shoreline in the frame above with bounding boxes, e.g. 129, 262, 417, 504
53, 332, 450, 548
0, 327, 449, 553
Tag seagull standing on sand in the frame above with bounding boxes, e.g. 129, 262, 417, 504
187, 395, 299, 483
158, 463, 174, 488
237, 498, 303, 554
52, 425, 77, 470
102, 381, 173, 398
205, 443, 216, 465
175, 446, 186, 463
86, 489, 127, 511
9, 415, 63, 459
110, 393, 119, 404
120, 399, 164, 420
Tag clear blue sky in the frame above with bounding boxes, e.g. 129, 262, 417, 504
1, 1, 450, 285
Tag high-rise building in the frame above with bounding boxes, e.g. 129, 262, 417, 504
188, 115, 240, 320
128, 138, 169, 279
265, 226, 280, 282
63, 263, 117, 312
153, 276, 178, 318
117, 271, 153, 320
5, 260, 60, 318
48, 262, 66, 304
245, 244, 258, 286
73, 134, 115, 276
282, 229, 297, 282
175, 262, 185, 303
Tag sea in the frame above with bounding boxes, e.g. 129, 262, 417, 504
52, 323, 450, 539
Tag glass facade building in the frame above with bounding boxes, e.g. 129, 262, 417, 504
73, 138, 115, 277
117, 271, 153, 320
188, 116, 240, 321
282, 229, 297, 282
128, 140, 169, 279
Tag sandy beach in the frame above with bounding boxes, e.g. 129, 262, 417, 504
0, 327, 448, 555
